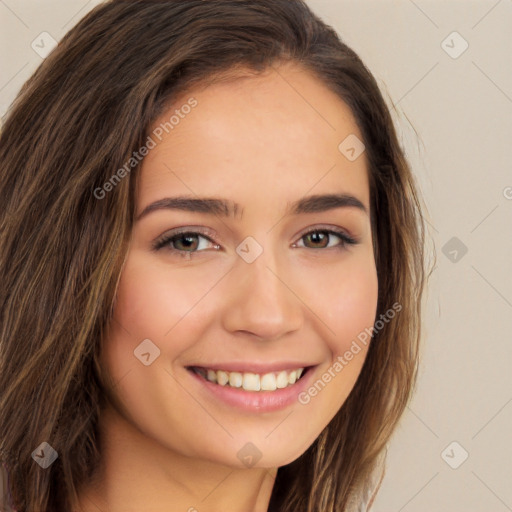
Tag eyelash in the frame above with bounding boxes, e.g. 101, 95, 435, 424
151, 226, 358, 256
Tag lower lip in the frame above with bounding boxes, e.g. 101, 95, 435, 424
187, 367, 315, 412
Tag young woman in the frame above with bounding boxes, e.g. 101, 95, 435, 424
0, 1, 430, 511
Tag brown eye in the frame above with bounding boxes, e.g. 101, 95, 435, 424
297, 228, 357, 250
171, 233, 201, 252
152, 230, 220, 254
303, 231, 330, 249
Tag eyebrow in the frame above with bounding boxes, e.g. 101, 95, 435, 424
136, 193, 368, 221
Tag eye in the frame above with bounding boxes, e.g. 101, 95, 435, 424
152, 225, 358, 258
152, 228, 220, 257
294, 227, 358, 251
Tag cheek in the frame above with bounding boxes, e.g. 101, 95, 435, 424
101, 257, 179, 389
109, 252, 218, 351
301, 259, 378, 416
304, 249, 379, 355
289, 249, 378, 388
333, 268, 378, 352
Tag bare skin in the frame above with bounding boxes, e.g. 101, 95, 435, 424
74, 61, 378, 512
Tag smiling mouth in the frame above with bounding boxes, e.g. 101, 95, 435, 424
187, 366, 310, 392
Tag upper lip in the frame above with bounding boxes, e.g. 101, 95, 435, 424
187, 361, 317, 374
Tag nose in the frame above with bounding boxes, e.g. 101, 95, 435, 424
220, 247, 304, 341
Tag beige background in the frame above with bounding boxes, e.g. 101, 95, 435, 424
1, 1, 511, 511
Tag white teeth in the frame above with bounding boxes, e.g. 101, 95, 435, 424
228, 372, 243, 388
260, 373, 277, 391
243, 373, 261, 391
217, 370, 229, 386
276, 371, 289, 389
195, 367, 306, 392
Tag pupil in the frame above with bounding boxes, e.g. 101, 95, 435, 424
309, 232, 327, 247
178, 235, 197, 250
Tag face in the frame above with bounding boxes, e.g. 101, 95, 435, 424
101, 62, 378, 469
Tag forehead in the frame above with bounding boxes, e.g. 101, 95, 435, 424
138, 63, 370, 214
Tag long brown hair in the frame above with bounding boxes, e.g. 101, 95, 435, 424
0, 1, 432, 510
